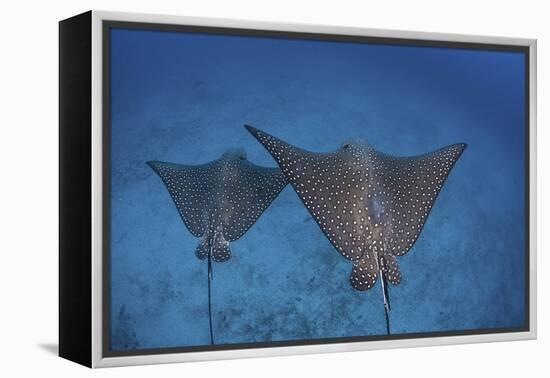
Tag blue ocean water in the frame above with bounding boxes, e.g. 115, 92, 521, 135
108, 27, 526, 351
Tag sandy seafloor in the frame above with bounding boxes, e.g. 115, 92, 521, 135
108, 27, 526, 351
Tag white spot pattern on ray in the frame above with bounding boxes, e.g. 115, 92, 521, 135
147, 150, 287, 262
246, 125, 466, 291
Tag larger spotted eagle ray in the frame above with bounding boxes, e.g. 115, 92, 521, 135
147, 148, 287, 344
245, 125, 466, 334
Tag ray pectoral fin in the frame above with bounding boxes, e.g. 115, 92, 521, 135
244, 124, 285, 159
380, 142, 467, 257
244, 125, 266, 144
244, 125, 305, 167
146, 160, 210, 238
221, 163, 288, 242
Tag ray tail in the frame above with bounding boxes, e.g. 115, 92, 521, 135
380, 272, 391, 334
207, 246, 214, 344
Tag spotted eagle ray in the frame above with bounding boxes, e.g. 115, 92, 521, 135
245, 125, 466, 334
147, 148, 287, 344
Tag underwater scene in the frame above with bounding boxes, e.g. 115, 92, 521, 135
108, 26, 527, 351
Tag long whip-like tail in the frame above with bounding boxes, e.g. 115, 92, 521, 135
207, 247, 214, 344
380, 271, 391, 335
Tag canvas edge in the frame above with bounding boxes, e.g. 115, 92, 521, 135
91, 10, 103, 369
89, 10, 537, 368
528, 39, 537, 341
58, 10, 93, 368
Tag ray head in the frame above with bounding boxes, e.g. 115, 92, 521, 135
340, 137, 373, 153
222, 147, 247, 161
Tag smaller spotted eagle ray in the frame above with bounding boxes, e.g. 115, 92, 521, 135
245, 125, 466, 334
147, 148, 287, 344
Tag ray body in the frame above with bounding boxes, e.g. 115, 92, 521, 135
245, 125, 466, 333
147, 148, 287, 262
147, 148, 287, 343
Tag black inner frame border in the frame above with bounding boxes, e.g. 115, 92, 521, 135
102, 19, 531, 358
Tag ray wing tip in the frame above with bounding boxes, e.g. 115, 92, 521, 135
146, 160, 163, 171
447, 143, 467, 156
244, 124, 260, 135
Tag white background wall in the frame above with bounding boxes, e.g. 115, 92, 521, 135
0, 0, 546, 376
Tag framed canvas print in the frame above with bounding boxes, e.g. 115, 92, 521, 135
59, 10, 537, 368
